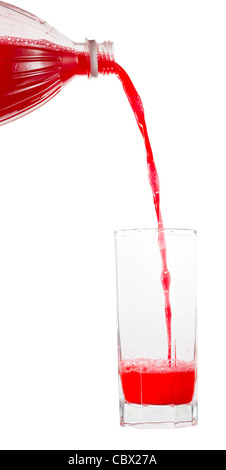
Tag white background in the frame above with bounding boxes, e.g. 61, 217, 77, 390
0, 0, 225, 450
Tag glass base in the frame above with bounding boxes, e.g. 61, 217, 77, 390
120, 399, 198, 428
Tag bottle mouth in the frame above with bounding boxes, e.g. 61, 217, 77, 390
87, 40, 115, 77
97, 41, 115, 75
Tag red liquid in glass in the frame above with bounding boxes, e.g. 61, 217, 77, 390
120, 359, 195, 405
0, 37, 195, 404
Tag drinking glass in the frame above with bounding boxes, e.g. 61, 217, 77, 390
114, 228, 197, 428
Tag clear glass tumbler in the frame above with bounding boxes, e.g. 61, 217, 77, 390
114, 228, 198, 428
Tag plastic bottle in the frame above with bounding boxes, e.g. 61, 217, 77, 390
0, 1, 114, 125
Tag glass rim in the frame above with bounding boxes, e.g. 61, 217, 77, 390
114, 228, 197, 237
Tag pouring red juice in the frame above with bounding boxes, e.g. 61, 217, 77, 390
0, 36, 171, 353
0, 33, 195, 405
112, 64, 195, 405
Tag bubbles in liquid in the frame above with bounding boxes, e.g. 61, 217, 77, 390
120, 358, 195, 374
0, 36, 77, 53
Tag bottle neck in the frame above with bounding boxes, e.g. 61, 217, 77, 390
87, 40, 115, 77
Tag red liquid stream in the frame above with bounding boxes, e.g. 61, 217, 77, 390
0, 38, 195, 404
113, 64, 172, 361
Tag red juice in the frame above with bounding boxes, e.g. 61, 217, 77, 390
120, 359, 196, 406
0, 37, 91, 125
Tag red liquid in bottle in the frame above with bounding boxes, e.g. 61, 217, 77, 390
0, 37, 91, 125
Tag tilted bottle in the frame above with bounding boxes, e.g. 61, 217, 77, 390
0, 1, 115, 125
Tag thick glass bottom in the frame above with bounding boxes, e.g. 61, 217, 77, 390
120, 399, 198, 428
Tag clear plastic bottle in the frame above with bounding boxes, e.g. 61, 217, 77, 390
0, 1, 115, 125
